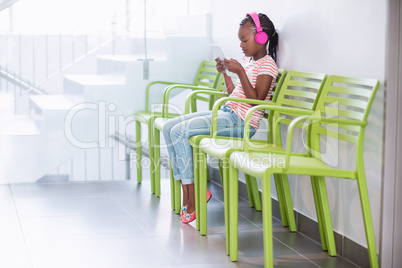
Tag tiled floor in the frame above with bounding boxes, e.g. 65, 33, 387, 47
0, 175, 361, 267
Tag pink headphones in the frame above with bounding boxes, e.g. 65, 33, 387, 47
246, 12, 268, 45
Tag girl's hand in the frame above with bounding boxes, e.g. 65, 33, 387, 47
224, 59, 243, 75
215, 57, 227, 73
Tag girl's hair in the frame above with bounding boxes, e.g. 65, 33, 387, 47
240, 13, 279, 62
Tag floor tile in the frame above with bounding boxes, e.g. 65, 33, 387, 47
10, 182, 109, 199
0, 239, 32, 268
153, 233, 234, 266
26, 237, 174, 268
14, 196, 126, 217
0, 197, 18, 216
0, 216, 24, 239
0, 178, 360, 268
103, 179, 172, 196
19, 213, 146, 240
0, 184, 13, 199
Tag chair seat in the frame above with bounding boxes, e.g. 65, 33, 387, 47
154, 117, 171, 131
199, 137, 285, 159
230, 151, 357, 179
135, 111, 163, 124
135, 111, 179, 124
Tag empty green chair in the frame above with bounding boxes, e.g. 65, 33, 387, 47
134, 60, 220, 194
228, 75, 379, 268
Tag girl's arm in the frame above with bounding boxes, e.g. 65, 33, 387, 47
223, 73, 235, 94
215, 58, 235, 94
225, 59, 273, 100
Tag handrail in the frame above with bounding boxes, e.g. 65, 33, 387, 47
0, 65, 46, 95
35, 32, 124, 87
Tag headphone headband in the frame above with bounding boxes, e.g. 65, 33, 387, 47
246, 12, 268, 45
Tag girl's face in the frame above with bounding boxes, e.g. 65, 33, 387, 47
238, 22, 266, 59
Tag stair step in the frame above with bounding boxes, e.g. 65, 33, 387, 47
29, 95, 78, 131
0, 115, 40, 135
97, 55, 141, 75
97, 55, 142, 62
64, 74, 125, 86
0, 92, 14, 115
30, 95, 76, 110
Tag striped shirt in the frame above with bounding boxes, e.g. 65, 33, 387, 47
226, 55, 278, 130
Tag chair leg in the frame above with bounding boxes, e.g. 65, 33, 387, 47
148, 123, 155, 194
174, 179, 181, 214
229, 164, 239, 261
221, 158, 230, 256
261, 171, 274, 268
278, 174, 297, 232
310, 176, 328, 250
206, 165, 211, 181
169, 164, 175, 210
273, 174, 287, 226
218, 159, 224, 183
135, 121, 142, 183
356, 172, 379, 268
193, 147, 200, 230
249, 176, 262, 211
169, 162, 181, 214
153, 128, 161, 197
244, 174, 256, 208
199, 151, 208, 235
311, 176, 337, 256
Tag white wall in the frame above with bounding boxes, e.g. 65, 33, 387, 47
211, 0, 386, 249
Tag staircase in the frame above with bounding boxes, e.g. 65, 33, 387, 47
0, 15, 212, 183
0, 0, 19, 12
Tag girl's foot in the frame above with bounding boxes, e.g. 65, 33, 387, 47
180, 205, 188, 217
207, 189, 212, 202
181, 190, 211, 223
181, 211, 196, 224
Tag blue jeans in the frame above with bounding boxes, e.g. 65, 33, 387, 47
162, 105, 257, 185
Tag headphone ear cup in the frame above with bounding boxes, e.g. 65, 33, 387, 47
255, 32, 268, 45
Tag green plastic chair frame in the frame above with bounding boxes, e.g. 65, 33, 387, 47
188, 69, 284, 232
134, 60, 220, 195
151, 77, 227, 211
193, 71, 328, 255
228, 75, 380, 268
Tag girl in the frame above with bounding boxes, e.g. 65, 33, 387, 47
162, 12, 279, 223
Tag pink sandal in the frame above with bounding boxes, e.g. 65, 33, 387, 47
207, 189, 212, 203
181, 211, 196, 224
180, 190, 211, 223
180, 205, 187, 216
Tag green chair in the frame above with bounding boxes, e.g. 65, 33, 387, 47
151, 76, 227, 210
228, 75, 379, 268
134, 60, 220, 194
193, 71, 327, 256
189, 69, 284, 230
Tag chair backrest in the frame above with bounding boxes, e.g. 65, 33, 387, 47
270, 68, 287, 102
269, 71, 328, 144
309, 75, 379, 160
183, 60, 220, 113
205, 74, 229, 110
193, 60, 221, 88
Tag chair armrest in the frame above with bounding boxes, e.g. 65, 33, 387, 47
145, 81, 188, 111
210, 97, 279, 138
184, 90, 229, 114
242, 104, 315, 152
162, 84, 218, 116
